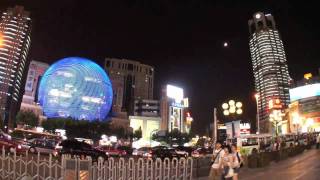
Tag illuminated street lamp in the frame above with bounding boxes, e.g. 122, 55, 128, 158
292, 112, 300, 134
254, 93, 260, 134
268, 99, 285, 136
0, 32, 3, 47
222, 100, 243, 116
269, 109, 285, 136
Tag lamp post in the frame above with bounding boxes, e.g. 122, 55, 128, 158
254, 94, 260, 134
269, 110, 285, 136
222, 100, 243, 138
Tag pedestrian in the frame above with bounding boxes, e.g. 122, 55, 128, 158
209, 141, 224, 180
316, 134, 320, 149
231, 145, 242, 180
221, 145, 234, 180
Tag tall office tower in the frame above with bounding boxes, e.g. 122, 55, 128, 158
248, 12, 291, 133
0, 6, 32, 127
20, 60, 49, 119
104, 58, 154, 115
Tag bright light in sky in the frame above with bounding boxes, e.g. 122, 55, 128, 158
223, 42, 228, 47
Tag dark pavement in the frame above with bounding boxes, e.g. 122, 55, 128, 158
197, 148, 320, 180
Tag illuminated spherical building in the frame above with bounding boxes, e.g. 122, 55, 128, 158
38, 57, 113, 121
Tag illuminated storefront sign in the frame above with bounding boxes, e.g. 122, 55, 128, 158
167, 85, 184, 103
289, 83, 320, 102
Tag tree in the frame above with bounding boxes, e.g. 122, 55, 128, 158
16, 110, 39, 127
133, 127, 142, 140
152, 129, 191, 146
41, 118, 66, 131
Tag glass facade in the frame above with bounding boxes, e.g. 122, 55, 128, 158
249, 12, 291, 132
0, 6, 32, 126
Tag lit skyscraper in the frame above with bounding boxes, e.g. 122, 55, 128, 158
248, 12, 291, 133
0, 6, 32, 127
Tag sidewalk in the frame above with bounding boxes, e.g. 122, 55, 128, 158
195, 147, 320, 180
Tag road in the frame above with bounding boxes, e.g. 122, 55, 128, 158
198, 148, 320, 180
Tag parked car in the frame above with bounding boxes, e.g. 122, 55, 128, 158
191, 147, 213, 158
96, 146, 127, 157
151, 147, 180, 160
117, 146, 133, 156
28, 138, 59, 156
175, 146, 194, 157
132, 147, 152, 157
60, 139, 107, 161
0, 131, 27, 153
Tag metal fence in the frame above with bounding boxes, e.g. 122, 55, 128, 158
0, 149, 193, 180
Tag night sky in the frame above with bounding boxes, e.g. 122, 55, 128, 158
1, 0, 320, 135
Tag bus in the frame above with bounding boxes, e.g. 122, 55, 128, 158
227, 134, 273, 155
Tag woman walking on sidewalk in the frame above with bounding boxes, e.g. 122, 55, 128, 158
231, 145, 242, 180
221, 145, 234, 180
209, 142, 224, 180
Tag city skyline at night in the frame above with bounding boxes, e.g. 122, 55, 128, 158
1, 1, 319, 134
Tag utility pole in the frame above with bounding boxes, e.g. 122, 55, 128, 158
212, 108, 217, 144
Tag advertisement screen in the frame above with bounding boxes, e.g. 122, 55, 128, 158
167, 85, 184, 103
289, 83, 320, 102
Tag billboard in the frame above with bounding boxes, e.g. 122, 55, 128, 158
166, 85, 184, 103
289, 83, 320, 102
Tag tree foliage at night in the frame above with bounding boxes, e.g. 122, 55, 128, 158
41, 118, 129, 141
16, 110, 39, 127
152, 129, 191, 146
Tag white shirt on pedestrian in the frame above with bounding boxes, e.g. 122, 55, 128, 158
212, 148, 225, 169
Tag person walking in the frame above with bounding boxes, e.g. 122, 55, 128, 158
231, 145, 242, 180
209, 141, 224, 180
221, 145, 234, 180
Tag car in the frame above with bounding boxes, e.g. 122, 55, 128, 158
132, 147, 152, 157
191, 147, 213, 158
0, 131, 27, 153
150, 147, 180, 160
60, 139, 108, 161
96, 146, 127, 157
28, 138, 59, 156
117, 146, 133, 156
175, 146, 194, 157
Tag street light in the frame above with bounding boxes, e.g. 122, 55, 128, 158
254, 93, 260, 134
269, 109, 285, 136
222, 100, 243, 116
292, 112, 300, 134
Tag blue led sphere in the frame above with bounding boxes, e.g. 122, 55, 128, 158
38, 57, 113, 121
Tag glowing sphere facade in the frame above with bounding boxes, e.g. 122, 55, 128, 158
38, 57, 113, 121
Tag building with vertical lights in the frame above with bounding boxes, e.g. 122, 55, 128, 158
248, 12, 291, 133
104, 58, 154, 115
20, 60, 49, 120
0, 6, 32, 127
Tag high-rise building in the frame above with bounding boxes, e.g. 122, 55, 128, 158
20, 60, 49, 120
104, 58, 154, 115
0, 6, 32, 127
248, 12, 291, 133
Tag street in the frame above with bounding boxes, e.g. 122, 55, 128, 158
198, 148, 320, 180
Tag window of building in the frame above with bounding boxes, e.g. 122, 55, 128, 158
128, 64, 133, 71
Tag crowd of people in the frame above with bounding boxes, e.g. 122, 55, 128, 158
209, 133, 320, 180
209, 141, 242, 180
